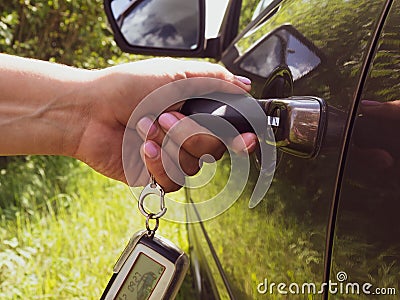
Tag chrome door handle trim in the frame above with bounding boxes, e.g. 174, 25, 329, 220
264, 96, 327, 159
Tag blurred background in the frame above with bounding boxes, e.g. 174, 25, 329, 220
0, 1, 189, 298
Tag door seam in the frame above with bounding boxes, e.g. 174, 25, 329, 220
323, 1, 394, 299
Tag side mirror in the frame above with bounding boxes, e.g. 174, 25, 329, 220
104, 0, 207, 57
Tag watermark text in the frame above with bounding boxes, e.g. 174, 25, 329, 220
257, 272, 397, 296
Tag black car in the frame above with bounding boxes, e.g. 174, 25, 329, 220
104, 0, 400, 298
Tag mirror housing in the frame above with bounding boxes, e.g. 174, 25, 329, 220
104, 0, 241, 60
104, 0, 206, 57
104, 0, 233, 58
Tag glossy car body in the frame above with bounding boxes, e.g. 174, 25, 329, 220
105, 0, 400, 298
186, 0, 400, 299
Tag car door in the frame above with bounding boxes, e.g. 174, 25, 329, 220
186, 0, 390, 299
329, 1, 400, 299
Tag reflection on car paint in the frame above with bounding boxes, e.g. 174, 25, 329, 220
331, 1, 400, 298
191, 0, 389, 298
239, 25, 322, 80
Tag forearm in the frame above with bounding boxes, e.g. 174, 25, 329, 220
0, 54, 95, 156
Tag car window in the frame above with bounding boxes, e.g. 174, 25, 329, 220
239, 0, 281, 34
238, 0, 263, 33
251, 0, 275, 20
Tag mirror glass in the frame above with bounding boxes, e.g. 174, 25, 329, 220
111, 0, 200, 50
240, 26, 321, 80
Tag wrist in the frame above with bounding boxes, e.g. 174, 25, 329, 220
60, 70, 100, 158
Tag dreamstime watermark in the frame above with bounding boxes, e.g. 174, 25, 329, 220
257, 271, 397, 296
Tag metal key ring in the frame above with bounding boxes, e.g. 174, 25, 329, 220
138, 176, 167, 219
146, 213, 159, 237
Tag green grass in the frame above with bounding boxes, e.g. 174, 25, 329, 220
0, 157, 192, 299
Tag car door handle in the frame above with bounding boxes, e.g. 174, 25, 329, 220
181, 93, 326, 158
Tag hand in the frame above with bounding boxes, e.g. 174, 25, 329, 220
135, 111, 257, 191
73, 58, 257, 191
0, 55, 257, 192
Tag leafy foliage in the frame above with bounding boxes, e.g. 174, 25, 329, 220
0, 1, 192, 298
0, 0, 141, 213
0, 0, 142, 68
364, 3, 400, 101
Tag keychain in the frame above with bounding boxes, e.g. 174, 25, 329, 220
101, 176, 189, 300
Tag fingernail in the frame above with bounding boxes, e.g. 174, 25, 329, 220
362, 100, 382, 106
137, 117, 158, 137
158, 112, 179, 130
235, 75, 252, 85
238, 133, 257, 153
144, 141, 159, 159
242, 140, 257, 153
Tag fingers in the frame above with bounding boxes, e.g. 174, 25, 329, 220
136, 111, 225, 191
158, 111, 226, 160
140, 140, 184, 192
158, 112, 258, 157
136, 115, 201, 177
136, 114, 202, 191
230, 132, 258, 156
136, 111, 259, 191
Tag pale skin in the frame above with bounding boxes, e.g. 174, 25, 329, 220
0, 54, 257, 192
